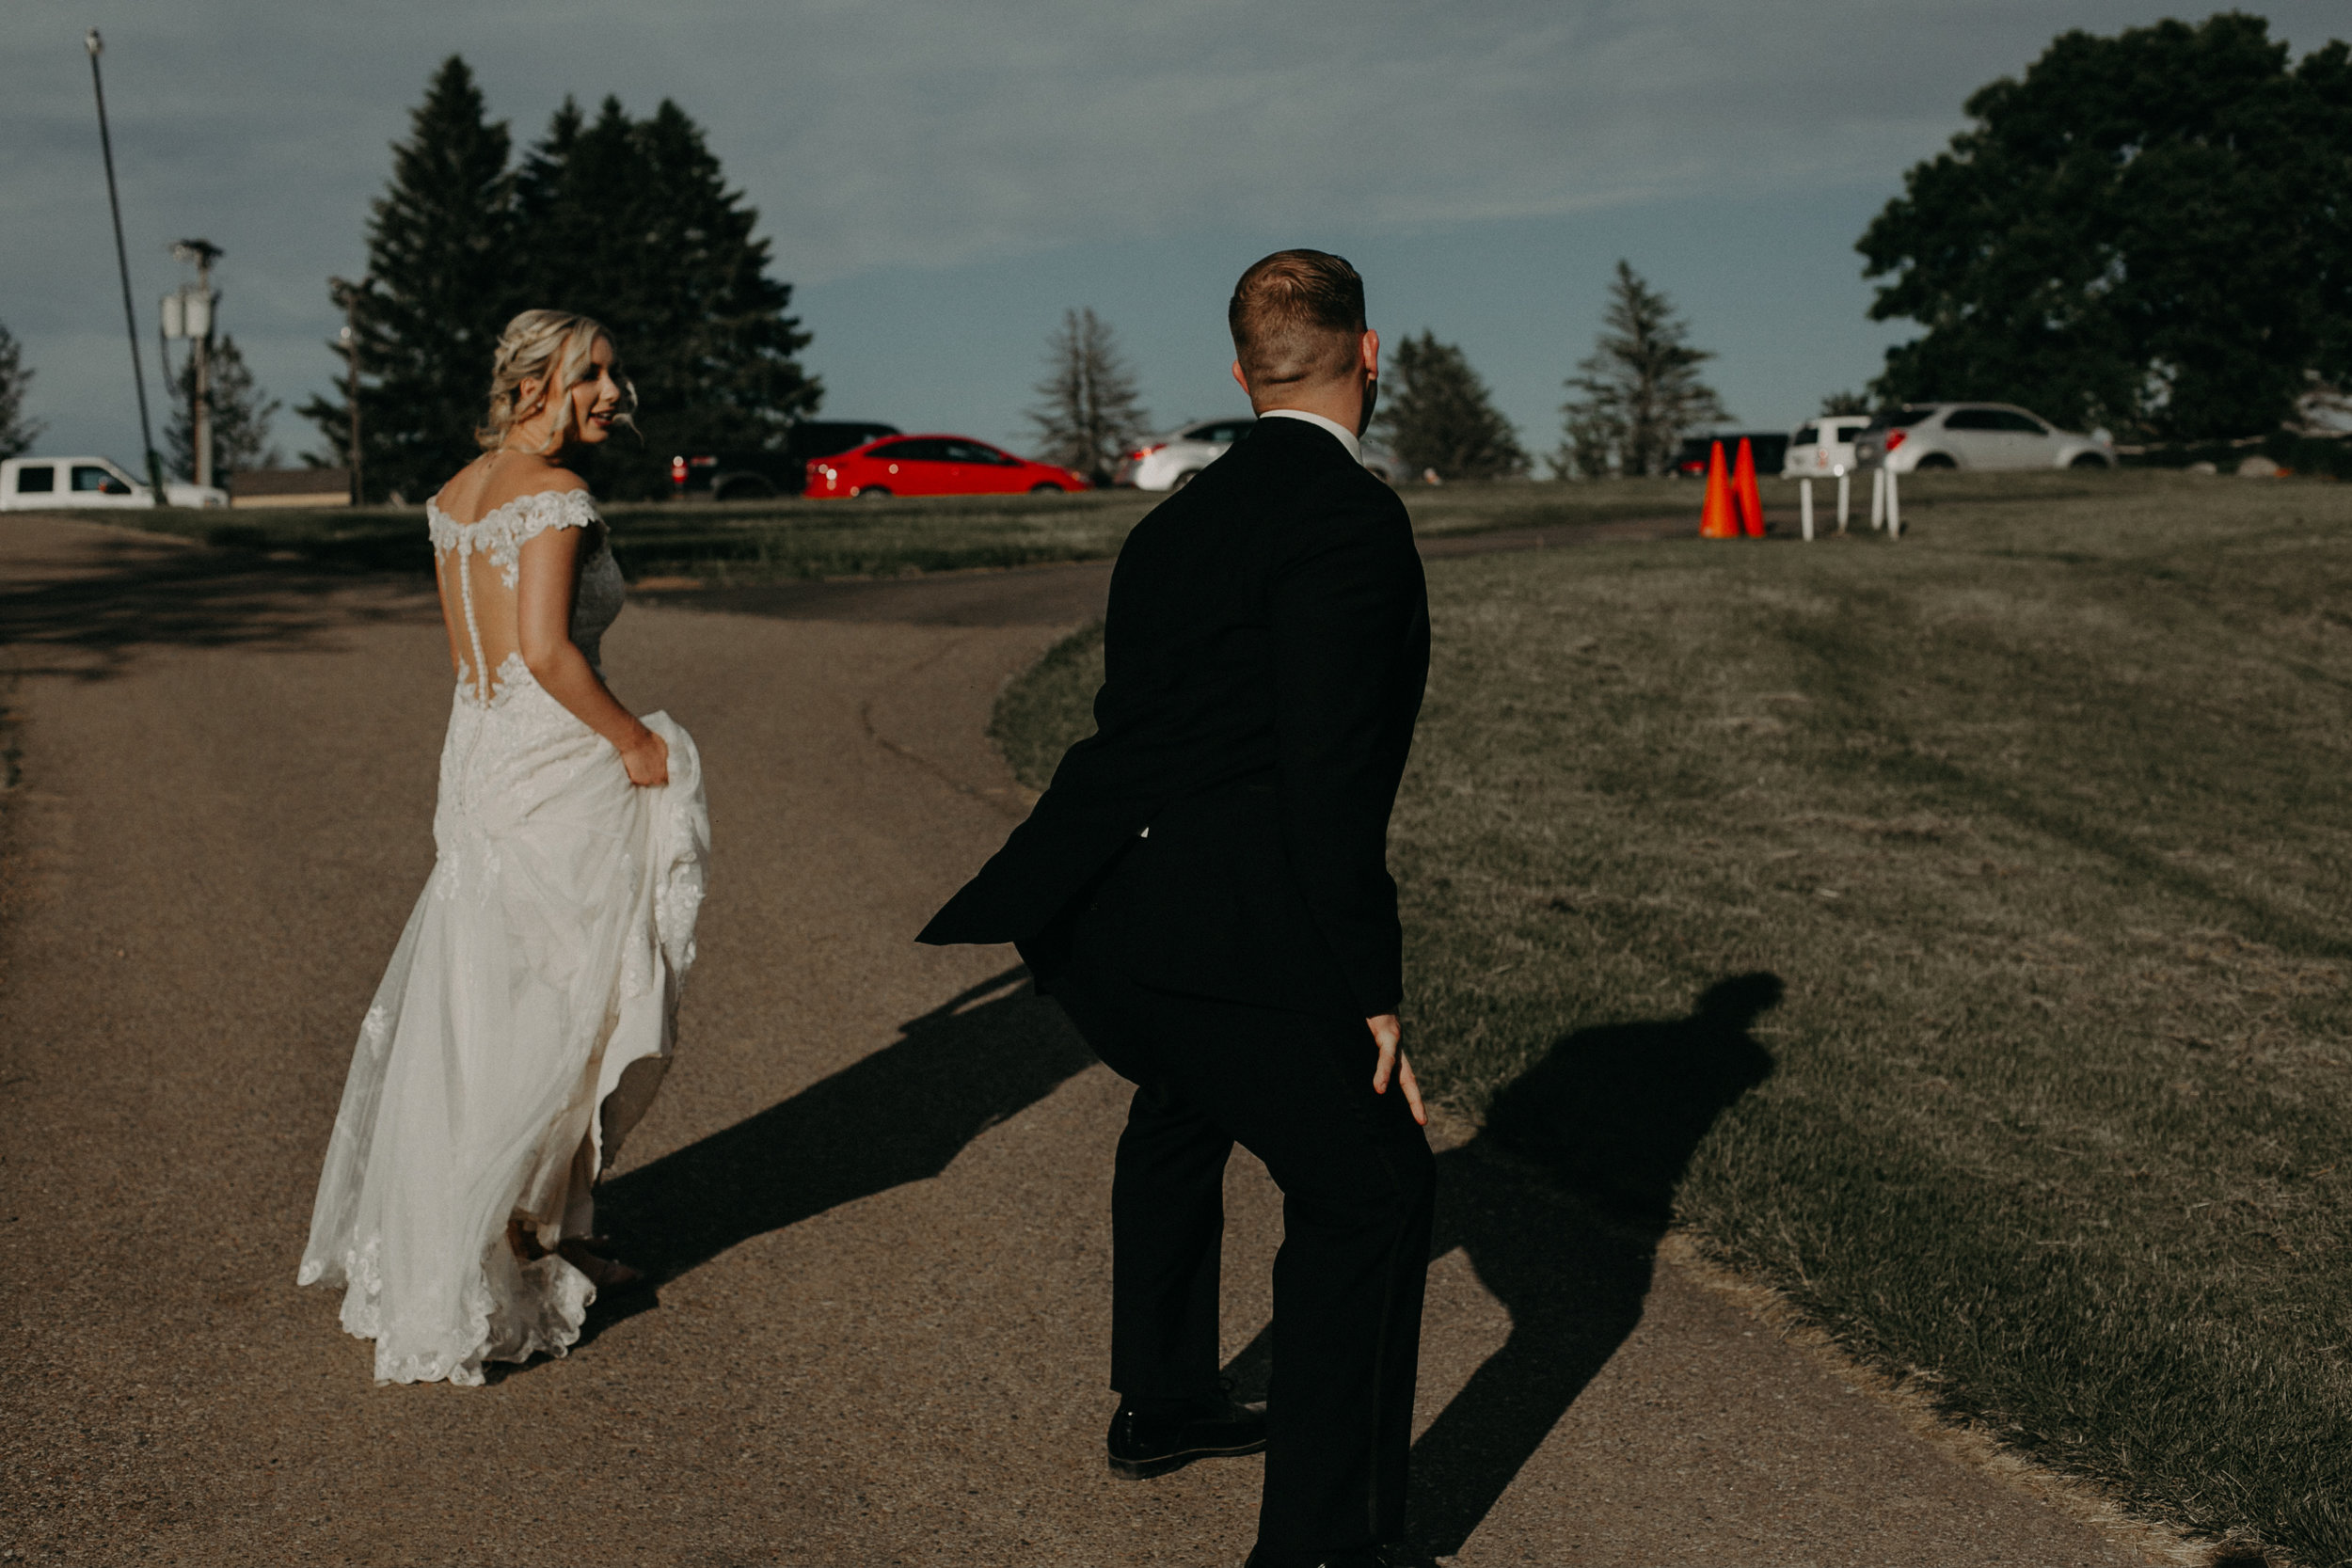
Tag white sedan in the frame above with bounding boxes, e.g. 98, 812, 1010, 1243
1113, 417, 1255, 490
1851, 404, 2115, 471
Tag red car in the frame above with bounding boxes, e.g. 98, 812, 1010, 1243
804, 435, 1089, 498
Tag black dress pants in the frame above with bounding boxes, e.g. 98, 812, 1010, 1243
1047, 902, 1436, 1562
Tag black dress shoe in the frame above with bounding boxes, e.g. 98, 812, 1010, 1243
1105, 1388, 1267, 1480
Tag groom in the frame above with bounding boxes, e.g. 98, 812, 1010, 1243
920, 249, 1433, 1568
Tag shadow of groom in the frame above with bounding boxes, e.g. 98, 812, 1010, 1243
583, 964, 1094, 1338
1216, 973, 1781, 1556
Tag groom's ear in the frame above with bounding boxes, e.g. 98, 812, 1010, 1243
1231, 359, 1251, 400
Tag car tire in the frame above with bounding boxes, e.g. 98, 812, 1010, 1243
1172, 469, 1200, 488
1029, 483, 1065, 495
858, 485, 891, 499
2069, 452, 2111, 469
1913, 452, 1957, 469
714, 475, 775, 501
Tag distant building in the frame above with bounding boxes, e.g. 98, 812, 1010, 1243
231, 467, 352, 508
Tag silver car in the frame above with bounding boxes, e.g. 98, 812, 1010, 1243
1113, 417, 1255, 490
1851, 404, 2114, 472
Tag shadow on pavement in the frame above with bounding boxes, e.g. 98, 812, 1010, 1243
1216, 973, 1781, 1556
0, 527, 432, 681
583, 965, 1096, 1338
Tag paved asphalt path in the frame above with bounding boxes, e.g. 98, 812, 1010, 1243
0, 517, 2169, 1566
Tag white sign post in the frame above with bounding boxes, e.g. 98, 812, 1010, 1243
1799, 478, 1815, 542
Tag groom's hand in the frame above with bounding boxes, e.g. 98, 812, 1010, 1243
1366, 1014, 1426, 1126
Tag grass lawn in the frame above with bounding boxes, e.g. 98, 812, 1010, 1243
103, 474, 1712, 583
990, 470, 2352, 1566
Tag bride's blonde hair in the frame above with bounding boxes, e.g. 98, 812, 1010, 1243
476, 309, 636, 453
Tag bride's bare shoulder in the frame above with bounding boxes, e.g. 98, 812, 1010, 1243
432, 455, 499, 519
437, 455, 591, 523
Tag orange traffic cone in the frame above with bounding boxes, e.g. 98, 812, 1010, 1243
1699, 440, 1738, 537
1733, 437, 1766, 537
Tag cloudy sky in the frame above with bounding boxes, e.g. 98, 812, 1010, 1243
5, 1, 2344, 467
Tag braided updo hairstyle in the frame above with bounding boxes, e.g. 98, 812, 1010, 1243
475, 309, 637, 454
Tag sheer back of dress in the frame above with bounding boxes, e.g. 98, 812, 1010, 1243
427, 487, 619, 704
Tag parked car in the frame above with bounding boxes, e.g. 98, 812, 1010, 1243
804, 435, 1089, 499
1670, 431, 1789, 478
0, 454, 226, 510
1114, 417, 1257, 490
1782, 416, 1872, 479
669, 420, 901, 500
1851, 404, 2114, 471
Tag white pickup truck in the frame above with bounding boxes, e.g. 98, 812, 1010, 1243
0, 454, 228, 511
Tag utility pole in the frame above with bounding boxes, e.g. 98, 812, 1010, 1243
172, 240, 222, 489
329, 276, 369, 506
86, 29, 166, 502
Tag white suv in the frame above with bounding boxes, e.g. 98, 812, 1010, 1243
0, 454, 227, 510
1851, 404, 2114, 472
1783, 416, 1871, 478
1114, 417, 1255, 490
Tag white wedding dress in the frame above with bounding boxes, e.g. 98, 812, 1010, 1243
298, 487, 709, 1386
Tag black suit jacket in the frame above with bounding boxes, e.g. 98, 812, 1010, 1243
917, 416, 1429, 1018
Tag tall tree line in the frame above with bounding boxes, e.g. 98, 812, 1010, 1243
304, 57, 817, 502
1862, 15, 2352, 441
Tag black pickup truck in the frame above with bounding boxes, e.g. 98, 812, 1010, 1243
668, 421, 900, 499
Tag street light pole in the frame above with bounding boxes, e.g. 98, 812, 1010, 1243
329, 276, 369, 506
86, 29, 166, 502
172, 240, 222, 489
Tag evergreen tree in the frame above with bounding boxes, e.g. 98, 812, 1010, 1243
515, 96, 818, 498
1374, 331, 1527, 482
1554, 407, 1615, 483
1557, 261, 1728, 478
1820, 390, 1871, 417
1026, 308, 1150, 485
1860, 16, 2352, 440
300, 56, 516, 502
167, 335, 282, 480
0, 320, 42, 460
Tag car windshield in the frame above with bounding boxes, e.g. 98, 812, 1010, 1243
1866, 406, 1935, 431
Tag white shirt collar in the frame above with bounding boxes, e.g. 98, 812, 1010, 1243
1256, 407, 1362, 464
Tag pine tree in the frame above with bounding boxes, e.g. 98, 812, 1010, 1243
167, 335, 282, 480
515, 96, 818, 498
1557, 261, 1728, 478
1026, 308, 1150, 485
300, 56, 516, 502
0, 320, 42, 460
1374, 331, 1527, 482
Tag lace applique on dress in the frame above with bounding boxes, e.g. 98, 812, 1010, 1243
427, 488, 625, 701
427, 488, 599, 588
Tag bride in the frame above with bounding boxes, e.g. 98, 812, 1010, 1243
297, 309, 709, 1386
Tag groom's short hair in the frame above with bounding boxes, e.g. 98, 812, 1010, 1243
1229, 249, 1365, 389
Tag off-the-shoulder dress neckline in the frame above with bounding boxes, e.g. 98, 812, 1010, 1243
427, 483, 595, 531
